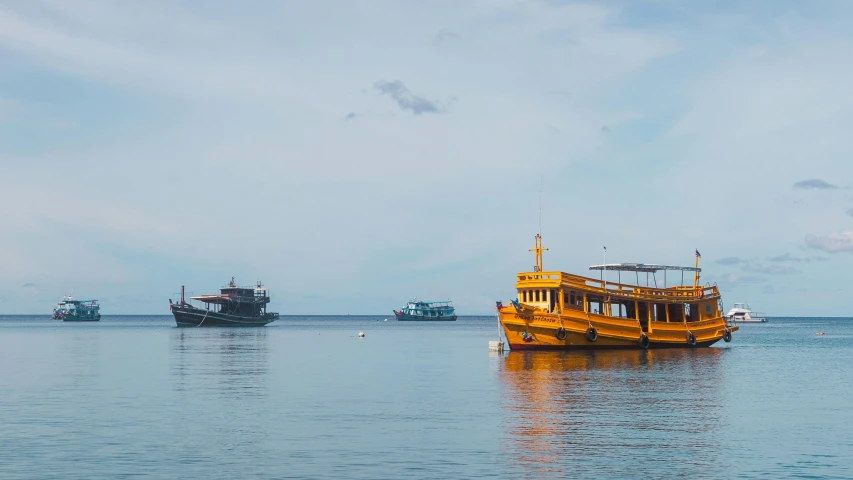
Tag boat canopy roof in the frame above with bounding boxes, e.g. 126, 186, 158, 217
588, 263, 701, 273
191, 294, 265, 305
409, 300, 453, 306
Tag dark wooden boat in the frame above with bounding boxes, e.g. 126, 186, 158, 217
170, 278, 279, 327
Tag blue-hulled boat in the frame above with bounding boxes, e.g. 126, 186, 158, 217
51, 296, 101, 322
393, 299, 457, 321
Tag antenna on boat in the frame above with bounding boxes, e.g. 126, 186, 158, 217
529, 176, 548, 273
538, 174, 543, 236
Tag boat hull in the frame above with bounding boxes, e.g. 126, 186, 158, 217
499, 308, 736, 351
394, 311, 456, 321
172, 306, 276, 327
727, 317, 768, 323
52, 315, 100, 322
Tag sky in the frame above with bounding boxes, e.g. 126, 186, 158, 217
1, 0, 852, 315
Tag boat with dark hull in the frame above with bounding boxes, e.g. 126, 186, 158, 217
169, 278, 278, 327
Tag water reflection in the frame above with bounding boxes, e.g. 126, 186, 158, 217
498, 349, 729, 478
170, 329, 269, 398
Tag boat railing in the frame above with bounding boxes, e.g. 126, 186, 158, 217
517, 271, 718, 301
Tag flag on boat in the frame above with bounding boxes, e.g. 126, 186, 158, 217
695, 249, 701, 258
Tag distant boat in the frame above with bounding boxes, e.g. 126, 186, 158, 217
170, 277, 279, 327
394, 298, 457, 321
51, 296, 100, 322
724, 303, 768, 323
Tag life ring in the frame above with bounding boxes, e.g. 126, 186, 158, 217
723, 330, 732, 343
555, 327, 567, 341
686, 332, 697, 346
638, 333, 650, 349
696, 289, 704, 299
585, 327, 598, 342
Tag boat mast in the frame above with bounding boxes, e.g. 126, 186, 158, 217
181, 285, 185, 305
693, 250, 701, 288
530, 234, 547, 272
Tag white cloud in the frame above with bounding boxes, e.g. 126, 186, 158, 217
805, 230, 853, 254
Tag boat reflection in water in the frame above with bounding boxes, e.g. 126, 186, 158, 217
170, 328, 270, 397
497, 349, 731, 478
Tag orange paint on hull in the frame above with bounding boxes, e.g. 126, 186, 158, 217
499, 309, 736, 351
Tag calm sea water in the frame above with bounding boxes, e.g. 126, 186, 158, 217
0, 315, 851, 479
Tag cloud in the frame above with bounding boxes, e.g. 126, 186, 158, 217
768, 253, 827, 262
793, 179, 837, 189
762, 284, 776, 294
847, 208, 853, 218
21, 282, 36, 287
805, 230, 853, 254
373, 80, 443, 115
434, 28, 458, 45
714, 257, 743, 265
718, 274, 766, 285
742, 263, 798, 275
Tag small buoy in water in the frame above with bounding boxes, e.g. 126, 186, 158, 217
384, 318, 388, 321
358, 332, 365, 338
488, 340, 505, 352
816, 332, 825, 336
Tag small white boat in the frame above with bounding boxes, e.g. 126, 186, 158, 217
724, 303, 768, 323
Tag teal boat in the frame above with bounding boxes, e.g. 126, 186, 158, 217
51, 296, 101, 322
393, 299, 457, 321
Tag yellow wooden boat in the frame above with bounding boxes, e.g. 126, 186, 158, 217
497, 234, 737, 350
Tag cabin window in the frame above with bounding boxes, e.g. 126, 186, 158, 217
685, 304, 698, 322
608, 300, 635, 319
535, 290, 540, 302
652, 303, 666, 321
550, 290, 557, 312
625, 301, 636, 319
668, 304, 684, 323
638, 302, 649, 322
587, 295, 602, 315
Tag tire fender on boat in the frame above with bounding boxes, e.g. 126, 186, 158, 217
638, 333, 650, 349
723, 330, 732, 343
555, 327, 567, 341
686, 332, 697, 346
585, 327, 598, 342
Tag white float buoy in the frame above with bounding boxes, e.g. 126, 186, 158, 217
358, 332, 365, 338
488, 340, 505, 352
